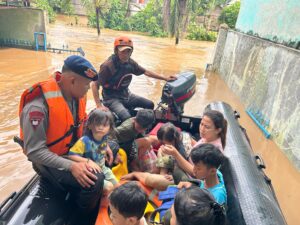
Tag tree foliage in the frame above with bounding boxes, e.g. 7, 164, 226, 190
186, 23, 217, 41
35, 0, 56, 23
218, 1, 240, 29
49, 0, 74, 15
85, 0, 224, 42
167, 0, 226, 44
82, 0, 110, 35
35, 0, 74, 22
127, 0, 167, 37
103, 0, 127, 30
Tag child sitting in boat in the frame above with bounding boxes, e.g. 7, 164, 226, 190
121, 110, 228, 191
156, 122, 194, 175
68, 109, 117, 206
161, 109, 227, 179
170, 186, 226, 225
112, 109, 156, 171
178, 143, 227, 206
109, 181, 148, 225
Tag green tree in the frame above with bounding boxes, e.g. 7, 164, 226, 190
35, 0, 56, 23
82, 0, 110, 35
59, 0, 75, 15
169, 0, 189, 44
186, 23, 217, 41
162, 0, 171, 31
127, 0, 166, 37
167, 0, 226, 44
34, 0, 74, 22
49, 0, 74, 15
103, 0, 127, 30
219, 1, 240, 29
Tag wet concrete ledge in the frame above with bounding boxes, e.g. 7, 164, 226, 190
213, 28, 300, 170
0, 7, 47, 46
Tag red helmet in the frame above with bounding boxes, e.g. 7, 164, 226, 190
114, 36, 133, 53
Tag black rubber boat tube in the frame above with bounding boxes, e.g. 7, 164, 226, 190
206, 102, 287, 225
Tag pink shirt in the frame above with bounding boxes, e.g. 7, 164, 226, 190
194, 137, 224, 153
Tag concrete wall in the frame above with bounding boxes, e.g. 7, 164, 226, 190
236, 0, 300, 48
0, 8, 46, 44
213, 28, 300, 170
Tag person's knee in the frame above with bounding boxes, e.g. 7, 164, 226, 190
75, 172, 105, 212
145, 100, 154, 109
109, 101, 131, 121
103, 182, 114, 196
92, 172, 105, 192
118, 108, 131, 121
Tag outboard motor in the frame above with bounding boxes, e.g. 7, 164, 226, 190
156, 71, 196, 120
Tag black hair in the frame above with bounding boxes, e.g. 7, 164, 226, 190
109, 181, 147, 219
135, 109, 155, 129
174, 186, 226, 225
203, 110, 227, 149
84, 109, 114, 138
157, 122, 186, 159
190, 143, 225, 169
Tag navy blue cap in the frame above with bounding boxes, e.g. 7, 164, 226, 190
64, 55, 98, 81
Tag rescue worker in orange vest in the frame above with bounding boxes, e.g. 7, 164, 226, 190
19, 55, 104, 213
91, 36, 177, 122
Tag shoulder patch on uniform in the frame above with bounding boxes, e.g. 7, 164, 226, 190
29, 111, 44, 130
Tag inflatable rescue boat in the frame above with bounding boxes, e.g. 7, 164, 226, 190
0, 72, 287, 225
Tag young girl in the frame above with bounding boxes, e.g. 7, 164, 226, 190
68, 109, 117, 205
161, 110, 227, 177
156, 122, 194, 175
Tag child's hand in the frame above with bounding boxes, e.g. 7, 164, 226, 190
87, 160, 102, 173
105, 145, 114, 166
177, 181, 192, 189
158, 145, 166, 157
162, 144, 178, 156
114, 153, 123, 164
163, 174, 174, 182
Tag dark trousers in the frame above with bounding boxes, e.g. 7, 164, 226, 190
104, 93, 154, 122
33, 163, 104, 212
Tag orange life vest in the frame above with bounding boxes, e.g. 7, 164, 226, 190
19, 73, 87, 155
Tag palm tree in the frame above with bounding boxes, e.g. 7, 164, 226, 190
169, 0, 189, 45
162, 0, 171, 32
124, 0, 131, 17
168, 0, 227, 44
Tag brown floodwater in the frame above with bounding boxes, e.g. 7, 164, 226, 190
0, 15, 299, 225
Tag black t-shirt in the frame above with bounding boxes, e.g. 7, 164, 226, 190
97, 54, 146, 100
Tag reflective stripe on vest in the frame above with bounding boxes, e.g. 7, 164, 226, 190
44, 91, 63, 99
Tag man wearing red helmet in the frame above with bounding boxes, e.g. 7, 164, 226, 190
91, 36, 176, 122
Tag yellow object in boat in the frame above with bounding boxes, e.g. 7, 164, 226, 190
112, 148, 128, 181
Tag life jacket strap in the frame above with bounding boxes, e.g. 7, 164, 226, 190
48, 121, 82, 148
15, 121, 82, 151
